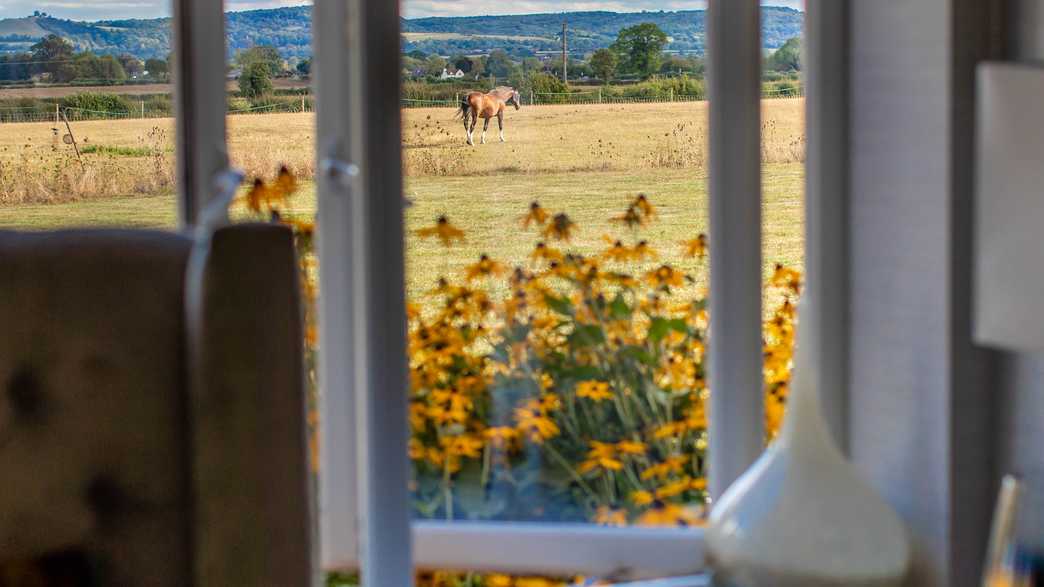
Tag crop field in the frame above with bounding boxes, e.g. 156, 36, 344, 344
0, 99, 806, 298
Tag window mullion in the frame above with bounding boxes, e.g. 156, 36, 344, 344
352, 0, 413, 580
707, 0, 764, 499
804, 0, 850, 451
314, 0, 415, 585
172, 0, 229, 226
314, 0, 360, 572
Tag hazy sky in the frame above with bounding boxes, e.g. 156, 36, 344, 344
0, 1, 803, 22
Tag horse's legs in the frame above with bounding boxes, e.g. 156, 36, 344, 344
498, 111, 506, 142
481, 117, 490, 144
463, 109, 472, 145
467, 112, 477, 146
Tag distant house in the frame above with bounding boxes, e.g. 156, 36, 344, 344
440, 68, 465, 80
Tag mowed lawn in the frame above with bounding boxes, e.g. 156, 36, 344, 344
0, 101, 805, 300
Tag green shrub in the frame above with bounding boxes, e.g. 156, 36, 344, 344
59, 93, 133, 114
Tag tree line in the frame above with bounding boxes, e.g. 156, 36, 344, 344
402, 23, 800, 88
0, 34, 170, 83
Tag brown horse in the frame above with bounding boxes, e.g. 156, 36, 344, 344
457, 86, 521, 146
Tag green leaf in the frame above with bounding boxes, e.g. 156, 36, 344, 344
609, 293, 632, 319
544, 293, 574, 316
621, 345, 656, 366
568, 324, 606, 347
649, 317, 688, 343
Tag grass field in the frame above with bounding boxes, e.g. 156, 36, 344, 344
0, 100, 805, 299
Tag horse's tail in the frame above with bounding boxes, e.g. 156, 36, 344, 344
457, 95, 470, 119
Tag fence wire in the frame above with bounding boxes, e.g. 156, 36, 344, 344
0, 87, 802, 123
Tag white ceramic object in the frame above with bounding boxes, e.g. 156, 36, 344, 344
706, 303, 911, 587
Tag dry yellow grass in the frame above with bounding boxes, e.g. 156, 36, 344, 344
0, 100, 806, 307
0, 99, 805, 204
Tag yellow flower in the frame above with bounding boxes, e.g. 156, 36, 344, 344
771, 263, 803, 295
530, 241, 564, 264
486, 575, 514, 587
630, 490, 654, 506
415, 215, 466, 246
655, 477, 692, 500
644, 265, 686, 289
633, 194, 656, 220
540, 393, 562, 412
681, 233, 708, 260
440, 434, 484, 459
576, 380, 614, 402
409, 402, 427, 430
244, 177, 286, 213
516, 579, 561, 587
616, 440, 647, 456
594, 506, 628, 527
542, 213, 576, 242
656, 353, 697, 391
611, 205, 643, 229
275, 164, 298, 196
578, 441, 624, 474
521, 201, 550, 228
632, 240, 658, 261
465, 254, 507, 282
637, 503, 704, 528
408, 438, 426, 460
484, 426, 520, 449
601, 238, 632, 262
514, 404, 560, 444
640, 455, 688, 481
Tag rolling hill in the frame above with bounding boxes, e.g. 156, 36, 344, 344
0, 6, 803, 60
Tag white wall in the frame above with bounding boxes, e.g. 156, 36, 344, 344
995, 0, 1044, 539
848, 0, 998, 584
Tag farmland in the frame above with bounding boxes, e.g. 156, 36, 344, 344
0, 99, 806, 298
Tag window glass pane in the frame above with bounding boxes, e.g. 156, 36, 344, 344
761, 1, 804, 441
0, 2, 179, 230
402, 0, 803, 530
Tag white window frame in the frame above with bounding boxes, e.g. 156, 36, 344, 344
171, 0, 848, 584
169, 0, 847, 576
172, 0, 230, 225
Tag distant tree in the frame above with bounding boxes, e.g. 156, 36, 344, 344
611, 23, 669, 78
484, 49, 517, 79
451, 55, 473, 73
117, 53, 144, 77
589, 48, 618, 83
470, 56, 487, 76
524, 71, 567, 96
236, 45, 283, 76
30, 34, 75, 82
239, 61, 273, 97
766, 37, 801, 72
73, 53, 126, 82
0, 52, 33, 81
145, 58, 168, 80
407, 50, 428, 60
423, 54, 447, 77
98, 55, 127, 81
521, 56, 542, 76
296, 58, 311, 76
